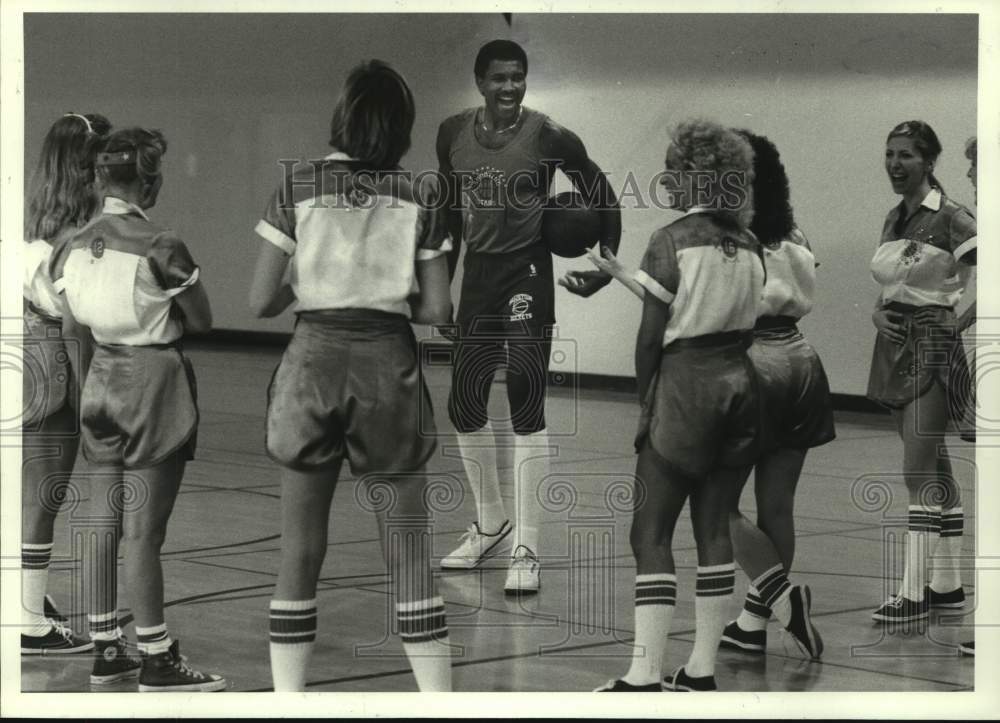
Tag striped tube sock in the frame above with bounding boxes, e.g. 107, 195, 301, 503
269, 599, 317, 692
685, 563, 736, 678
88, 611, 121, 642
21, 543, 52, 634
135, 623, 172, 656
931, 507, 963, 592
397, 596, 451, 691
753, 564, 793, 628
899, 505, 939, 601
735, 585, 770, 632
623, 573, 676, 686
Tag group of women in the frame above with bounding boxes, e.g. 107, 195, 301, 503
20, 56, 977, 694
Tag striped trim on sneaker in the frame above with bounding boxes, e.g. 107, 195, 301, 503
634, 573, 677, 607
397, 596, 448, 644
695, 564, 735, 597
270, 599, 318, 645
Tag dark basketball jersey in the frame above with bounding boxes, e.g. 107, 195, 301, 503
443, 107, 550, 255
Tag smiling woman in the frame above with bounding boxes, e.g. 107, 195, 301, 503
867, 119, 977, 625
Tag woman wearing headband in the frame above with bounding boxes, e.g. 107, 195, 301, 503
21, 112, 109, 657
868, 120, 976, 624
51, 127, 225, 691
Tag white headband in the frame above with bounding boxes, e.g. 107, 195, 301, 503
63, 112, 93, 134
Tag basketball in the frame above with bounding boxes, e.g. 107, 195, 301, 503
541, 191, 601, 258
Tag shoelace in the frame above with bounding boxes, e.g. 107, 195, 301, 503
48, 619, 77, 641
457, 524, 480, 545
172, 652, 206, 680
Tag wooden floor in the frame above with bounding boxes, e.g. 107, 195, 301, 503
20, 341, 979, 701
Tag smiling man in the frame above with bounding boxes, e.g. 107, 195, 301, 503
436, 39, 621, 594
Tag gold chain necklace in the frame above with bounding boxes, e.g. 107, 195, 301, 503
481, 105, 522, 134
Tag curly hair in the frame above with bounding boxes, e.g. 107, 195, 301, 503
734, 130, 794, 244
25, 112, 112, 240
666, 119, 754, 224
474, 39, 528, 79
667, 118, 755, 178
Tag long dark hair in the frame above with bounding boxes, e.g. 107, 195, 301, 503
735, 130, 794, 245
328, 60, 415, 171
887, 120, 944, 193
25, 113, 111, 240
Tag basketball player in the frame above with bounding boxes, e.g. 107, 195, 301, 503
21, 113, 109, 656
867, 121, 976, 625
436, 39, 622, 594
251, 60, 454, 692
51, 128, 225, 691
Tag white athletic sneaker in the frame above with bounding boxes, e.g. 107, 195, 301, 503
440, 520, 513, 570
504, 546, 540, 595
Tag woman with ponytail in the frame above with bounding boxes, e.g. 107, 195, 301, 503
50, 127, 225, 691
21, 112, 109, 657
868, 120, 977, 624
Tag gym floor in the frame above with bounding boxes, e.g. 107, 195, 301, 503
21, 341, 976, 695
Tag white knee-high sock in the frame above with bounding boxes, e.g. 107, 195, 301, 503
931, 506, 963, 592
899, 505, 940, 601
624, 574, 676, 685
685, 564, 736, 678
269, 598, 317, 692
21, 543, 52, 635
397, 596, 452, 691
456, 423, 507, 534
512, 429, 551, 557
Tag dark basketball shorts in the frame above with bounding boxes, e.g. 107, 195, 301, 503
266, 310, 438, 475
866, 302, 973, 432
750, 326, 836, 453
636, 333, 759, 479
448, 244, 555, 435
81, 343, 198, 469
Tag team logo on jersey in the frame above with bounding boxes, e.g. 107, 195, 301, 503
346, 186, 374, 209
509, 293, 534, 321
901, 240, 923, 265
718, 236, 740, 260
762, 237, 783, 251
529, 263, 538, 277
464, 166, 506, 209
90, 237, 104, 259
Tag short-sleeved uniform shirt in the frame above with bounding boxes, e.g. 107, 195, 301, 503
758, 227, 815, 320
51, 197, 200, 345
256, 151, 451, 474
871, 188, 977, 308
636, 207, 765, 348
632, 208, 765, 478
867, 188, 976, 417
254, 151, 451, 316
49, 196, 201, 467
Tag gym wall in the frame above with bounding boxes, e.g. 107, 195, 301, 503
23, 12, 977, 396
